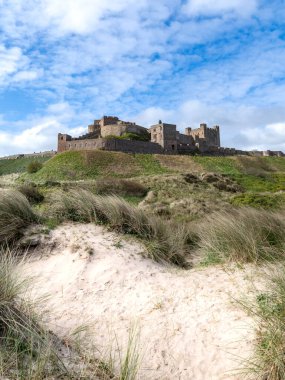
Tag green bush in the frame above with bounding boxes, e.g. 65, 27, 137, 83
27, 161, 43, 173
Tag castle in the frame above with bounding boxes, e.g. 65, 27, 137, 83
58, 116, 222, 155
58, 115, 284, 157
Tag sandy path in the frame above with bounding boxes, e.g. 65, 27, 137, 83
24, 223, 259, 380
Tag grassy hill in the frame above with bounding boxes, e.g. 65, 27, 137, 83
0, 156, 50, 176
16, 151, 285, 191
21, 151, 170, 181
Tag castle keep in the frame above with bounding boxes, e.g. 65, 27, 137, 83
58, 116, 221, 154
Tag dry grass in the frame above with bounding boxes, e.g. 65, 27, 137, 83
95, 178, 147, 197
18, 183, 44, 204
49, 189, 191, 267
0, 189, 39, 244
196, 208, 285, 264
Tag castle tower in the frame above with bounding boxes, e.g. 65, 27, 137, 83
149, 121, 177, 152
58, 133, 71, 153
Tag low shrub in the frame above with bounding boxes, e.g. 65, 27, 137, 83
0, 189, 39, 244
213, 180, 242, 192
49, 189, 191, 267
18, 183, 44, 204
95, 178, 148, 197
27, 161, 43, 173
197, 208, 285, 264
231, 193, 285, 210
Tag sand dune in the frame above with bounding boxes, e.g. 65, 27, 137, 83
24, 223, 259, 379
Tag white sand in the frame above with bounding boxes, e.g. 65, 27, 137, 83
24, 223, 260, 380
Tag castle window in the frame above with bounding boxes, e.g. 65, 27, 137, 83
60, 136, 63, 140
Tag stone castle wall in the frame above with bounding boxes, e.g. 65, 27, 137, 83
58, 134, 163, 154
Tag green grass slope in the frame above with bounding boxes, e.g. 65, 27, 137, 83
22, 150, 169, 181
0, 156, 50, 176
20, 152, 285, 192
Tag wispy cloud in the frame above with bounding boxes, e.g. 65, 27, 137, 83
182, 0, 258, 17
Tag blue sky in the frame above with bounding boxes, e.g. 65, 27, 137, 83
0, 0, 285, 156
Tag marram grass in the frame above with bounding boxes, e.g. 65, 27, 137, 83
49, 189, 191, 267
0, 189, 39, 244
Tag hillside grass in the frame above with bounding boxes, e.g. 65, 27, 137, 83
22, 151, 169, 182
192, 156, 285, 192
20, 152, 285, 193
0, 156, 50, 176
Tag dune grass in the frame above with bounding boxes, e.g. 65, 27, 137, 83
242, 265, 285, 380
49, 189, 190, 267
0, 189, 39, 244
197, 208, 285, 265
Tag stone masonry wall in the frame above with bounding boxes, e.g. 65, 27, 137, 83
58, 136, 163, 154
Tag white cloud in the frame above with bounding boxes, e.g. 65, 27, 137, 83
0, 45, 23, 78
183, 0, 258, 17
0, 101, 93, 156
43, 0, 140, 35
240, 123, 285, 151
12, 69, 42, 82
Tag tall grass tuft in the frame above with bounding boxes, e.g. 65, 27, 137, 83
118, 325, 141, 380
49, 189, 190, 267
0, 189, 39, 244
197, 208, 285, 264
